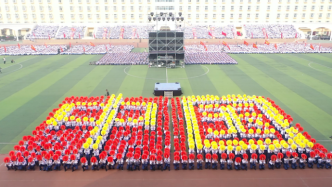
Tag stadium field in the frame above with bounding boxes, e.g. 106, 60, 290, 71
0, 53, 332, 154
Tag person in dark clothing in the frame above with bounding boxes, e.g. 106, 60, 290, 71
106, 89, 110, 97
11, 59, 14, 63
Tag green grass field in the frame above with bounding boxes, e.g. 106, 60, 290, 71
0, 53, 332, 153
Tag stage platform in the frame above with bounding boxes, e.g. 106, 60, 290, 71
154, 82, 182, 96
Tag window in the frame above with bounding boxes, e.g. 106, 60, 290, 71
49, 14, 53, 18
196, 6, 199, 11
71, 14, 75, 19
131, 6, 134, 11
247, 13, 250, 18
205, 14, 208, 18
230, 14, 233, 18
59, 6, 62, 11
180, 6, 182, 11
96, 6, 99, 11
287, 6, 290, 10
277, 13, 280, 18
88, 14, 91, 18
267, 6, 270, 10
122, 6, 125, 11
320, 6, 323, 10
15, 14, 19, 19
222, 6, 225, 10
213, 6, 216, 11
122, 14, 126, 18
303, 6, 306, 10
96, 14, 99, 19
80, 14, 83, 18
188, 6, 191, 11
131, 14, 134, 18
221, 14, 224, 18
32, 14, 36, 18
14, 6, 18, 11
294, 13, 297, 17
70, 6, 74, 11
79, 6, 83, 11
231, 6, 234, 10
205, 6, 208, 11
196, 14, 199, 18
248, 6, 251, 10
302, 13, 305, 17
114, 14, 117, 18
113, 6, 116, 11
256, 6, 259, 10
105, 6, 108, 11
255, 13, 259, 18
286, 13, 289, 18
327, 13, 330, 18
278, 6, 281, 10
311, 13, 314, 17
7, 14, 11, 19
24, 14, 27, 18
239, 13, 242, 18
240, 6, 242, 11
188, 14, 191, 18
88, 7, 91, 11
139, 6, 142, 11
213, 14, 216, 18
312, 6, 315, 10
319, 13, 322, 17
266, 13, 269, 18
60, 14, 63, 19
329, 6, 332, 10
295, 6, 298, 10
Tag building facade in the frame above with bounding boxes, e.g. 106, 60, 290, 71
0, 0, 331, 24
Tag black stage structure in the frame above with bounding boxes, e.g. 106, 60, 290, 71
148, 29, 184, 68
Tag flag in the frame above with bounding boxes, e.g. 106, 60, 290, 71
60, 46, 63, 52
222, 31, 227, 37
4, 46, 6, 52
208, 31, 213, 37
319, 44, 321, 51
184, 46, 186, 50
83, 46, 85, 52
105, 45, 108, 51
281, 32, 283, 39
200, 41, 205, 46
274, 43, 278, 49
237, 31, 241, 36
204, 45, 208, 51
109, 43, 111, 47
33, 32, 35, 37
222, 41, 227, 46
63, 33, 66, 38
48, 34, 50, 40
244, 40, 249, 46
69, 42, 71, 48
265, 40, 270, 45
90, 42, 95, 47
310, 44, 314, 50
94, 34, 96, 38
295, 33, 297, 38
44, 43, 47, 48
253, 44, 258, 49
31, 45, 36, 51
18, 43, 20, 49
251, 32, 253, 38
79, 33, 81, 39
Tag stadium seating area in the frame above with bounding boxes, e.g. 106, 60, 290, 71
181, 25, 235, 39
55, 26, 85, 39
26, 25, 59, 40
244, 24, 302, 39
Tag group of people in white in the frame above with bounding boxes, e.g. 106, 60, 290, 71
55, 26, 86, 39
244, 24, 302, 39
181, 25, 235, 39
26, 25, 59, 40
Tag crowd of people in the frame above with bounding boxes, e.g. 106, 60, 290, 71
106, 25, 154, 39
244, 24, 302, 39
96, 52, 148, 65
181, 25, 235, 39
0, 45, 67, 55
55, 26, 85, 39
26, 25, 59, 40
3, 94, 331, 172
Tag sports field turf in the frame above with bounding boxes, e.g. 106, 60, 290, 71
0, 53, 332, 154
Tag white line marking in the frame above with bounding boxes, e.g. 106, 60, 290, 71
123, 65, 210, 80
166, 67, 168, 83
308, 62, 332, 72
